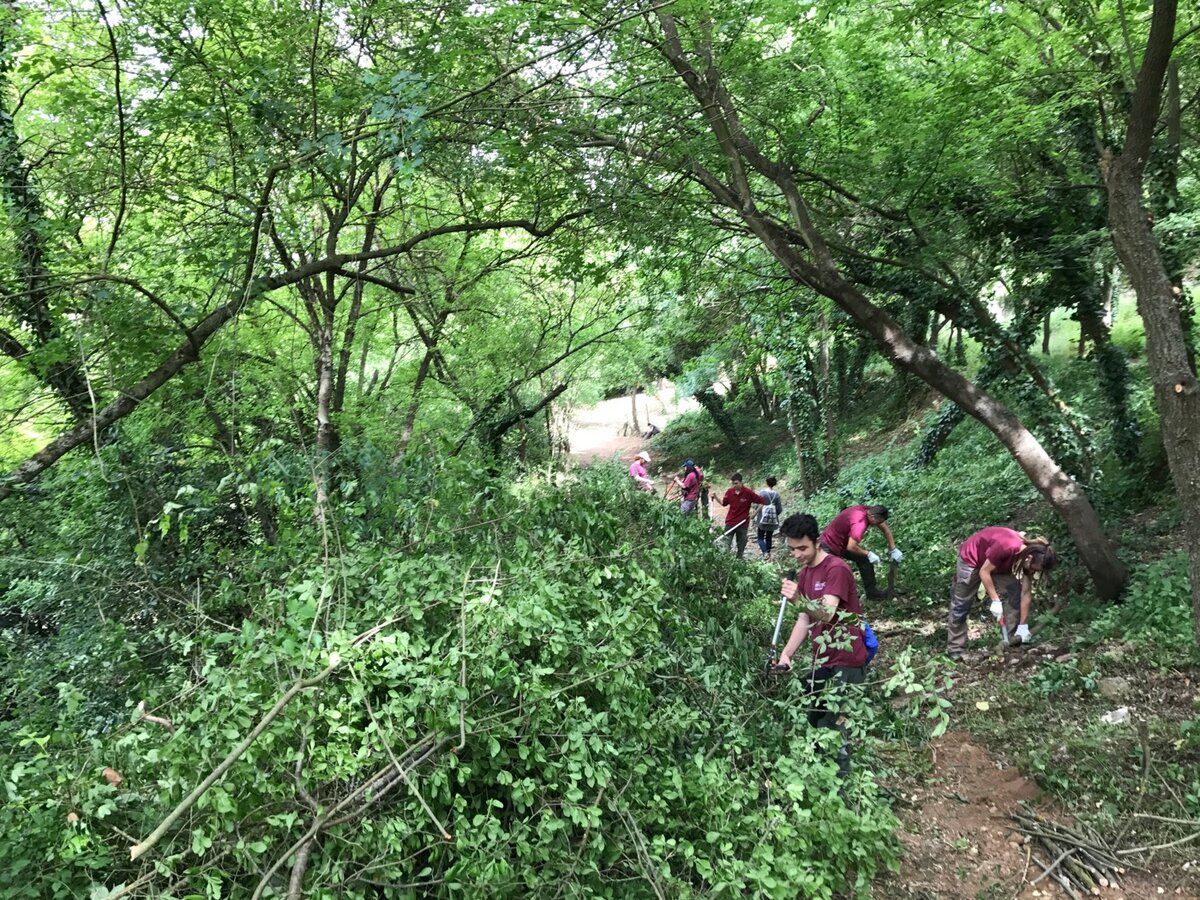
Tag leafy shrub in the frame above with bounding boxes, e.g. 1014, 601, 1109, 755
1, 460, 905, 898
1086, 551, 1193, 649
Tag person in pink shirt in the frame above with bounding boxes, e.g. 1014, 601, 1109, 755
819, 505, 902, 599
946, 526, 1058, 659
712, 473, 765, 559
628, 451, 655, 492
670, 459, 704, 515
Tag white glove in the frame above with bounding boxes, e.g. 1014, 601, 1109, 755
989, 600, 1003, 620
889, 547, 903, 563
1015, 624, 1030, 641
866, 551, 881, 565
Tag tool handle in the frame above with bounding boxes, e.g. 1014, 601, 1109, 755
769, 570, 797, 648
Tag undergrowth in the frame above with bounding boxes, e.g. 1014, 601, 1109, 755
0, 456, 939, 899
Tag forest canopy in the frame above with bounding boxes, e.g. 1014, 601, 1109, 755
1, 0, 1198, 897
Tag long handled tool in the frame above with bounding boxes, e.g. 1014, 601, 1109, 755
766, 569, 797, 671
714, 517, 750, 552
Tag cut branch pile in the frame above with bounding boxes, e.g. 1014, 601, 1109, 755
1010, 807, 1125, 899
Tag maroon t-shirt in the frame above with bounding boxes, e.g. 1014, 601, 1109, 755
819, 506, 870, 557
798, 554, 868, 668
681, 470, 701, 501
720, 487, 765, 528
959, 527, 1025, 574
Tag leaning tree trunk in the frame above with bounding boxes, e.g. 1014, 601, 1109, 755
695, 387, 741, 446
806, 263, 1128, 597
1103, 0, 1200, 637
650, 9, 1127, 598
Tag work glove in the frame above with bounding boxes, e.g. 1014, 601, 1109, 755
866, 551, 881, 565
1015, 624, 1030, 641
989, 600, 1004, 620
889, 547, 904, 563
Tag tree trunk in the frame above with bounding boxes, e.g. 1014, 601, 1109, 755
1042, 314, 1051, 354
629, 386, 641, 433
1102, 0, 1199, 636
807, 264, 1126, 597
787, 406, 812, 497
648, 10, 1127, 597
394, 349, 434, 462
818, 312, 837, 477
749, 369, 773, 419
695, 387, 741, 446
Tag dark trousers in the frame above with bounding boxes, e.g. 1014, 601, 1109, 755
839, 547, 879, 596
726, 522, 749, 559
756, 527, 775, 557
807, 665, 866, 779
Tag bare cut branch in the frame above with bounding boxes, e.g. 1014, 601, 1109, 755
129, 656, 343, 861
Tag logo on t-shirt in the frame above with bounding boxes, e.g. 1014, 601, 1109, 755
814, 581, 826, 591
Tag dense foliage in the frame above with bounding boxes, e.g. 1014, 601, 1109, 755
2, 460, 923, 898
3, 0, 1200, 894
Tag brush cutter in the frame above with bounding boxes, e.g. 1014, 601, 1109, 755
765, 569, 797, 672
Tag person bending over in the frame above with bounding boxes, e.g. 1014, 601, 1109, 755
776, 513, 869, 779
946, 527, 1057, 660
819, 504, 903, 599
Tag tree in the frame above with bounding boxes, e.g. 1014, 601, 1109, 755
1100, 0, 1200, 638
571, 2, 1127, 597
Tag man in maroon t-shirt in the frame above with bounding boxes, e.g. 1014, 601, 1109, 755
819, 504, 903, 599
775, 512, 869, 780
947, 526, 1058, 659
712, 472, 765, 560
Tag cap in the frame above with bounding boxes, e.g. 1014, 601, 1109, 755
684, 458, 694, 467
636, 451, 650, 462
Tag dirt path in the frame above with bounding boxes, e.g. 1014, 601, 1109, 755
881, 727, 1196, 899
566, 383, 695, 465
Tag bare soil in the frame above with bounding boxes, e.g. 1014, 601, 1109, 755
566, 383, 694, 466
881, 726, 1198, 899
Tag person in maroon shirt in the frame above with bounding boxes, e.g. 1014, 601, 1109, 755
947, 526, 1058, 659
670, 459, 704, 515
712, 473, 765, 560
774, 513, 869, 779
819, 504, 903, 599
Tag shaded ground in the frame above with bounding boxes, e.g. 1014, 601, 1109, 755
873, 619, 1200, 900
882, 726, 1196, 899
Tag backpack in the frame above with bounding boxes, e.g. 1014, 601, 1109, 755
863, 619, 879, 664
758, 490, 781, 529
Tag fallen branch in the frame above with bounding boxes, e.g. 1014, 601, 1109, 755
136, 700, 176, 736
129, 656, 342, 861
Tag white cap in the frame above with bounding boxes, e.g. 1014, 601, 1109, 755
636, 451, 651, 462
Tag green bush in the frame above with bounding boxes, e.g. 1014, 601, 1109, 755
1, 461, 904, 899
